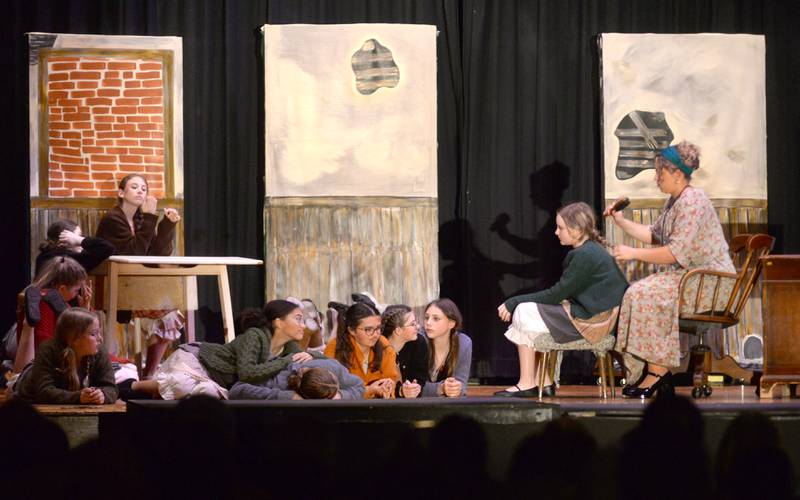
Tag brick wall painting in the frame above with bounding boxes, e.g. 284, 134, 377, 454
46, 55, 168, 198
28, 33, 183, 204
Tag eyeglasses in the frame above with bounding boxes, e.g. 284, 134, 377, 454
403, 320, 419, 328
357, 326, 381, 335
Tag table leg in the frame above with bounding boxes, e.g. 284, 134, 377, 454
217, 266, 235, 343
106, 263, 119, 348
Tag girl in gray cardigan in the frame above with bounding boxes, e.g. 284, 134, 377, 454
422, 298, 472, 397
228, 358, 364, 400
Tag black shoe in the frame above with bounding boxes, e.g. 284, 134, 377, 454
327, 301, 348, 315
24, 287, 43, 326
493, 385, 523, 397
538, 385, 557, 397
623, 371, 674, 399
351, 293, 377, 310
513, 385, 556, 398
622, 384, 639, 397
42, 289, 69, 316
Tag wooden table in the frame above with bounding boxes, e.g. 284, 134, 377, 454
760, 255, 800, 398
91, 256, 263, 345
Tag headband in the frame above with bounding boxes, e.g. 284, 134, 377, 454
660, 146, 693, 177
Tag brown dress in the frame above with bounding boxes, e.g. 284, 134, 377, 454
95, 205, 176, 256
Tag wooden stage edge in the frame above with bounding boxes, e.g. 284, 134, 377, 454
3, 385, 800, 452
2, 385, 799, 417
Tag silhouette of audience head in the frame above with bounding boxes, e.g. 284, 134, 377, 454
509, 416, 597, 499
716, 412, 794, 500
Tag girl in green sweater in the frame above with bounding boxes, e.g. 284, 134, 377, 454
129, 299, 314, 399
495, 202, 628, 397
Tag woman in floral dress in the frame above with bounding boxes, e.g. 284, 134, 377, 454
607, 141, 734, 398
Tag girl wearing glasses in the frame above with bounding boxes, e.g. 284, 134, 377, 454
127, 299, 318, 399
13, 308, 117, 404
325, 302, 400, 399
382, 304, 428, 398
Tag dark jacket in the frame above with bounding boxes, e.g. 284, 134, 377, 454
35, 236, 115, 276
14, 338, 118, 404
95, 205, 176, 256
394, 334, 429, 397
504, 240, 629, 320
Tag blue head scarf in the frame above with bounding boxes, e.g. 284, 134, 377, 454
660, 146, 693, 177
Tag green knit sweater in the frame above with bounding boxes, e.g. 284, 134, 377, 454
504, 240, 628, 319
197, 327, 308, 388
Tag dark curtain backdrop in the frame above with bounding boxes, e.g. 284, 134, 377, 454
4, 1, 799, 378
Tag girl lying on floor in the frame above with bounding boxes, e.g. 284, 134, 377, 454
126, 299, 324, 400
228, 357, 364, 400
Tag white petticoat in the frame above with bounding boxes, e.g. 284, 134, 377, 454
503, 302, 563, 386
504, 302, 550, 347
114, 362, 139, 384
155, 349, 229, 400
137, 310, 185, 343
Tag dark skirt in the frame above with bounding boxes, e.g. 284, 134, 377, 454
537, 303, 584, 344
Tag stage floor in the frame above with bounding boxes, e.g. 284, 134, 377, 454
470, 384, 800, 415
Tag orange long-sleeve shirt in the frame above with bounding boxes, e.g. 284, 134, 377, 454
324, 336, 399, 398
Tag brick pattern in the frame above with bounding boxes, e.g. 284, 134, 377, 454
45, 56, 167, 198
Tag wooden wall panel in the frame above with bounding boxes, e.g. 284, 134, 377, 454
264, 197, 438, 310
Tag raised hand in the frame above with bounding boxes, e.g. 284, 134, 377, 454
58, 229, 84, 247
163, 207, 181, 223
142, 195, 158, 214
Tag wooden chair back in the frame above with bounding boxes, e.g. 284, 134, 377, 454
679, 233, 775, 327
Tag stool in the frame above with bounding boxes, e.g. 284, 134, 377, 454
533, 333, 617, 400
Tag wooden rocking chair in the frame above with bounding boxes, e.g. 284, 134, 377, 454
678, 233, 774, 398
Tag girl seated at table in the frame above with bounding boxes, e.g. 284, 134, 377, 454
12, 308, 117, 405
95, 173, 182, 379
382, 304, 428, 398
128, 299, 318, 399
324, 302, 400, 399
421, 298, 471, 398
228, 357, 364, 400
14, 257, 90, 373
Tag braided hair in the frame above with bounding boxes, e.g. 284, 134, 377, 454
557, 202, 608, 248
381, 304, 413, 339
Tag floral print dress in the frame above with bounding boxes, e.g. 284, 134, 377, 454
615, 186, 735, 368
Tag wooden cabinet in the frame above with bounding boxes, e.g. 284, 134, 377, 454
760, 256, 800, 398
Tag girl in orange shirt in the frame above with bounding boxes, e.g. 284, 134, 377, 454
324, 302, 399, 398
